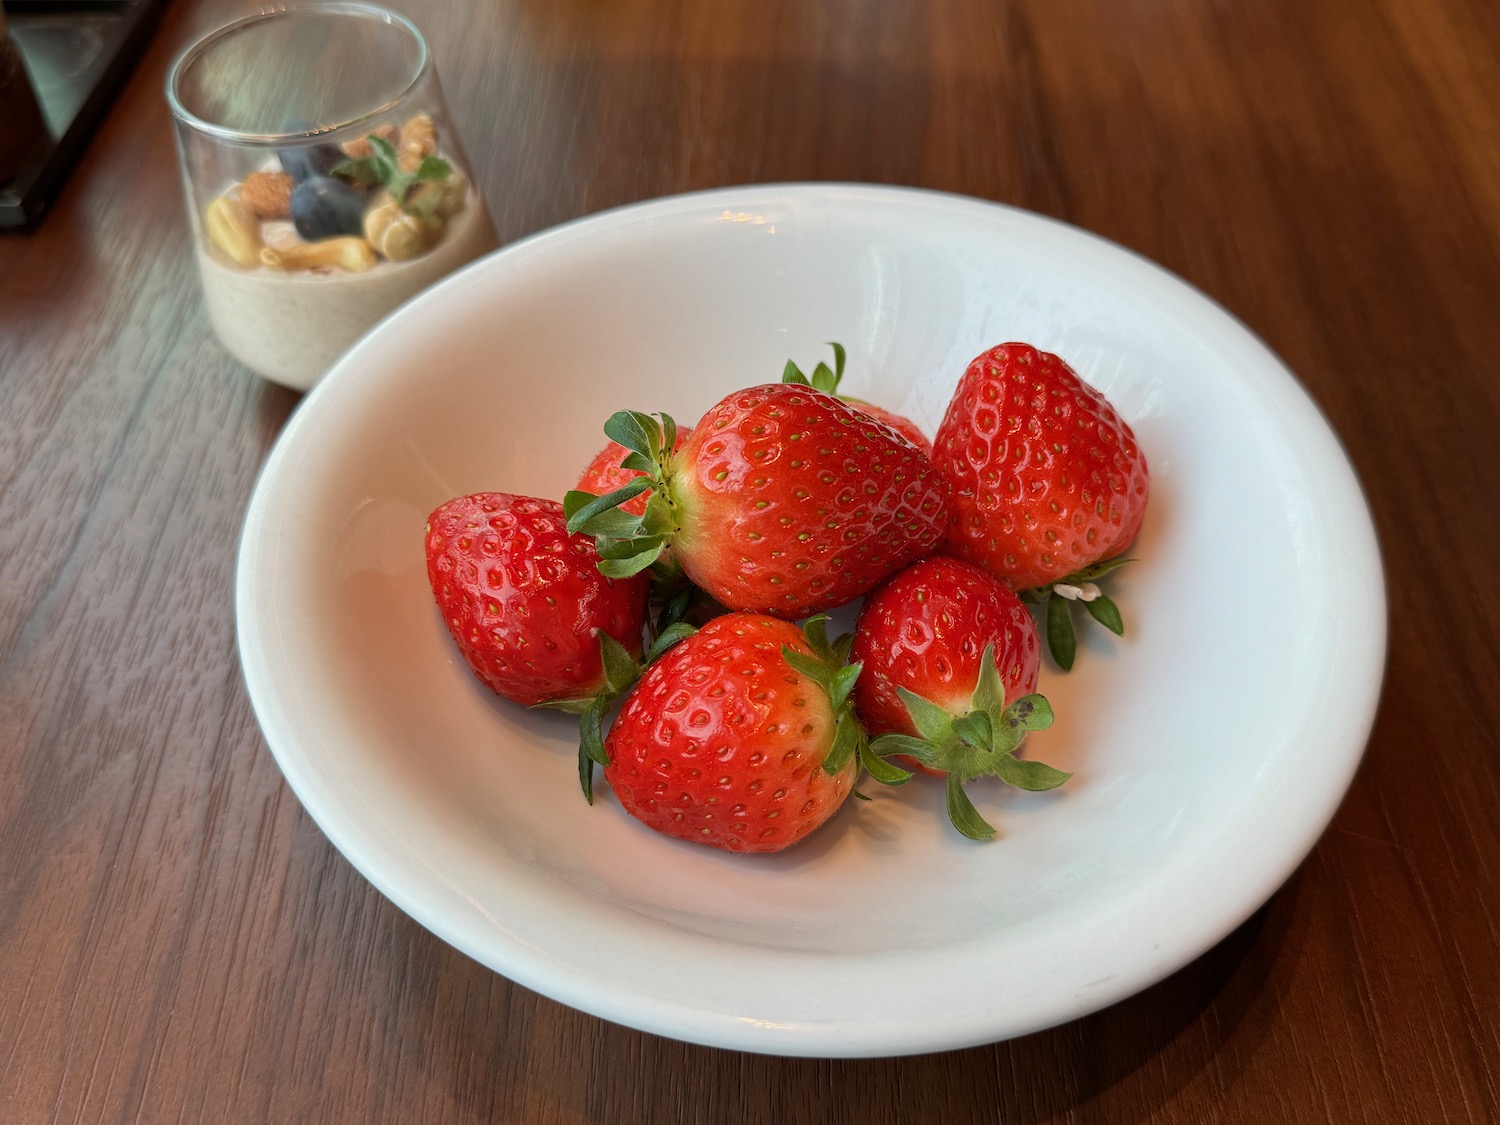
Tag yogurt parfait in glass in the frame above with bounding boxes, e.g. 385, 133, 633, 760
168, 3, 498, 390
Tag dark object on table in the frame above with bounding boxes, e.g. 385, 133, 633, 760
0, 27, 47, 184
0, 0, 169, 230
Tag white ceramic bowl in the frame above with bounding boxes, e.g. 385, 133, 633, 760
237, 184, 1386, 1057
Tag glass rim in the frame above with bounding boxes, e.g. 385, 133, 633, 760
164, 1, 431, 144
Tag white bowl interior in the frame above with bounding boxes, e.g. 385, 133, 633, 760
238, 185, 1385, 1056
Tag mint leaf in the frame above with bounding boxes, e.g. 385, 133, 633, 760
329, 156, 382, 189
335, 132, 452, 209
415, 154, 452, 182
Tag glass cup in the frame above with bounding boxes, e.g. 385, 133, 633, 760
167, 3, 497, 390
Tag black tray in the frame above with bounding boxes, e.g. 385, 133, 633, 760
1, 0, 170, 230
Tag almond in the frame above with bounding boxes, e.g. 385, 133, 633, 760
241, 171, 293, 220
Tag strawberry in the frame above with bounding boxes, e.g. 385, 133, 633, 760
933, 343, 1150, 669
851, 555, 1067, 839
852, 556, 1041, 739
565, 385, 947, 618
576, 424, 693, 517
854, 401, 931, 455
603, 613, 893, 853
424, 493, 652, 706
782, 342, 931, 453
426, 493, 689, 801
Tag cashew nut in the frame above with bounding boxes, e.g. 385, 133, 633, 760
363, 191, 444, 261
204, 195, 263, 268
259, 237, 377, 273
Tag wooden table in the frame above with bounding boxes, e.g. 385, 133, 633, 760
3, 0, 1497, 1120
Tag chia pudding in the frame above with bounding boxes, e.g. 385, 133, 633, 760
198, 187, 496, 389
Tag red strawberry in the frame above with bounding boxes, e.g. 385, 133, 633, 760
566, 386, 947, 618
852, 556, 1041, 738
424, 493, 649, 708
852, 401, 931, 454
576, 425, 693, 517
933, 343, 1149, 668
783, 342, 931, 453
604, 613, 871, 853
851, 555, 1066, 839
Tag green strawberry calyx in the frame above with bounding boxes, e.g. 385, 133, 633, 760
782, 341, 849, 396
778, 615, 911, 796
563, 411, 683, 580
783, 341, 896, 417
868, 644, 1069, 840
1018, 555, 1136, 672
538, 622, 696, 804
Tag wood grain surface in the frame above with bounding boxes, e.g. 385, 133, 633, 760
3, 0, 1498, 1121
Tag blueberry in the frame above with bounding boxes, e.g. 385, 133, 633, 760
278, 142, 345, 184
290, 176, 368, 241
